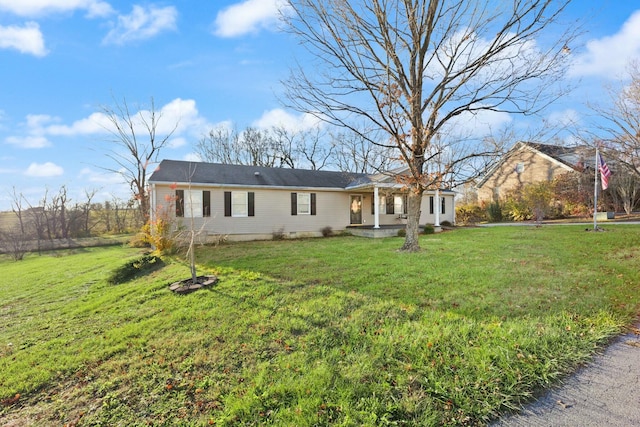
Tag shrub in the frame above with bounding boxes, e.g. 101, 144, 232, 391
486, 201, 503, 222
440, 220, 452, 227
107, 254, 164, 285
397, 228, 406, 237
455, 204, 486, 225
422, 224, 435, 234
503, 196, 531, 221
321, 226, 333, 237
272, 227, 286, 240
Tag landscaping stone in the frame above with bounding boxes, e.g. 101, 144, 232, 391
169, 275, 218, 294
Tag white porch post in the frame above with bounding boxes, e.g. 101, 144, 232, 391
434, 189, 440, 227
373, 186, 380, 229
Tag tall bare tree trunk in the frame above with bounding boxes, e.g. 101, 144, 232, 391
401, 190, 423, 252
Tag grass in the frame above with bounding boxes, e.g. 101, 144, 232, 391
1, 225, 639, 426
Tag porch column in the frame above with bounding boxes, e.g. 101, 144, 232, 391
373, 186, 380, 229
434, 189, 440, 227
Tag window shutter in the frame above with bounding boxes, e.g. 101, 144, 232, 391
203, 191, 211, 217
441, 197, 446, 214
224, 191, 231, 217
248, 192, 255, 217
371, 195, 375, 215
291, 192, 297, 215
175, 190, 184, 217
429, 196, 434, 214
311, 193, 316, 216
403, 195, 408, 214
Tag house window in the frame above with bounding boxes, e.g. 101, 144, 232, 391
394, 195, 406, 215
224, 191, 255, 217
516, 162, 525, 174
232, 192, 248, 217
298, 192, 311, 214
175, 190, 210, 218
291, 192, 316, 215
384, 195, 393, 214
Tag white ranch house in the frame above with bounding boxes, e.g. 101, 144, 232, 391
149, 160, 455, 241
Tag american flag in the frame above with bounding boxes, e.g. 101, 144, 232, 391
598, 153, 612, 190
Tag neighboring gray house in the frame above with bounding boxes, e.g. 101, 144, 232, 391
149, 160, 455, 241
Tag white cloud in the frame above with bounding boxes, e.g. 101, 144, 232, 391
253, 108, 322, 132
46, 112, 111, 135
168, 137, 187, 149
213, 0, 287, 38
4, 114, 57, 148
103, 4, 177, 45
446, 108, 513, 139
78, 167, 124, 184
0, 0, 113, 18
5, 135, 51, 148
42, 98, 214, 146
183, 153, 202, 162
24, 162, 64, 177
569, 10, 640, 79
0, 22, 48, 56
546, 109, 580, 127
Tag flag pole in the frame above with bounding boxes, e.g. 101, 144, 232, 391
593, 146, 599, 230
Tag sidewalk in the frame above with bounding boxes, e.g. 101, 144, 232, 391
491, 324, 640, 426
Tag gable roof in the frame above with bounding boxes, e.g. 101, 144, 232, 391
476, 141, 589, 188
149, 160, 369, 190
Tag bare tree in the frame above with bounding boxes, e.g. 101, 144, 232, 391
196, 125, 335, 170
593, 60, 640, 181
196, 126, 277, 166
101, 97, 178, 221
283, 0, 576, 251
330, 127, 399, 173
9, 187, 26, 235
609, 165, 640, 215
271, 125, 334, 170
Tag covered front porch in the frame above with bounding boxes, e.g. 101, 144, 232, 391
346, 178, 449, 231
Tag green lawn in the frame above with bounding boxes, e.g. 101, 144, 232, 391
1, 225, 639, 426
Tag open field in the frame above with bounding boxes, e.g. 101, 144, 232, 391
1, 225, 639, 426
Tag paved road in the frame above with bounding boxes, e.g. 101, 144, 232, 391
491, 324, 640, 426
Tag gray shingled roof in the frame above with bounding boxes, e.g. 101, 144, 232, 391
149, 160, 371, 189
525, 142, 591, 170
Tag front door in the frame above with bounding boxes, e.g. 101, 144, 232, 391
350, 195, 362, 225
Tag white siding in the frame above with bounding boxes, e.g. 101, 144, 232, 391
152, 185, 455, 240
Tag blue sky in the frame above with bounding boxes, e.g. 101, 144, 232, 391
1, 0, 640, 210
